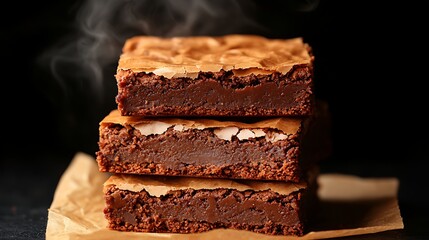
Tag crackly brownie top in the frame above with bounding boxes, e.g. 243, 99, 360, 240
103, 174, 307, 197
117, 34, 313, 78
100, 110, 302, 142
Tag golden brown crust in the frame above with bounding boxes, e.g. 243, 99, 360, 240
103, 174, 307, 197
100, 109, 302, 135
117, 34, 313, 78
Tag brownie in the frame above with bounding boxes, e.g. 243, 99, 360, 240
103, 171, 318, 236
95, 105, 330, 182
115, 34, 314, 117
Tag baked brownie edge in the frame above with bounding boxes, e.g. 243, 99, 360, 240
115, 66, 313, 117
103, 186, 305, 236
96, 125, 302, 182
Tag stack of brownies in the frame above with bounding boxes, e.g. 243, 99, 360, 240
96, 34, 330, 236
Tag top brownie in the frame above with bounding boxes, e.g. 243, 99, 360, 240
115, 34, 314, 117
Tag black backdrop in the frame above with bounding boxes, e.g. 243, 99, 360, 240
1, 0, 428, 239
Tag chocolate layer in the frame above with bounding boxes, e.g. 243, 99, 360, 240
103, 173, 315, 235
96, 110, 314, 182
116, 68, 313, 117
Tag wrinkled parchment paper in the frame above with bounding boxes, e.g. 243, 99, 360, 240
46, 152, 403, 240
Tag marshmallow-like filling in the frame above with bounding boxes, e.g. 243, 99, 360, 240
134, 121, 289, 142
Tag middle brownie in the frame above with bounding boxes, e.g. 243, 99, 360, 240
97, 110, 314, 182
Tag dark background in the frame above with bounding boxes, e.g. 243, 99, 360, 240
1, 0, 428, 239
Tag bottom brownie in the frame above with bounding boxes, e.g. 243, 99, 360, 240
103, 173, 318, 236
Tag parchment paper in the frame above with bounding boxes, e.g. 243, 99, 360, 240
46, 152, 404, 240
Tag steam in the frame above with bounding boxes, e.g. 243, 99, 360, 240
37, 0, 319, 153
39, 0, 267, 104
40, 0, 320, 104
